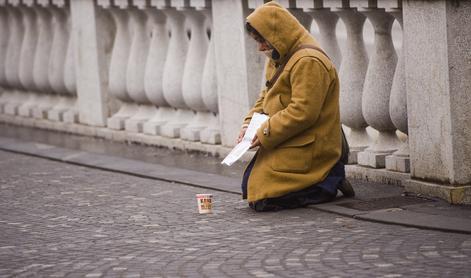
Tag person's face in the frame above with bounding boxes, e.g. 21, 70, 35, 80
249, 32, 272, 52
258, 40, 271, 51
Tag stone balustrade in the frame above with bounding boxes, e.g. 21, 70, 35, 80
0, 0, 78, 123
0, 0, 470, 204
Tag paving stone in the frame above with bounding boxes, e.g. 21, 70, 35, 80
0, 150, 471, 277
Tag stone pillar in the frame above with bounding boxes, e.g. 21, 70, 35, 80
278, 0, 314, 31
3, 3, 24, 115
142, 1, 172, 136
247, 1, 271, 97
247, 0, 272, 117
124, 2, 156, 133
159, 4, 192, 138
180, 5, 210, 142
17, 3, 39, 118
334, 5, 370, 164
212, 0, 265, 146
385, 6, 410, 173
356, 5, 400, 168
298, 0, 342, 68
200, 7, 221, 145
103, 3, 137, 130
403, 0, 471, 204
70, 0, 109, 126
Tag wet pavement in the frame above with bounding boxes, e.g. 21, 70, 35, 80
0, 123, 246, 179
1, 150, 471, 277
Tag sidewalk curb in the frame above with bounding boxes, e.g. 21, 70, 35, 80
1, 136, 470, 235
312, 203, 471, 235
0, 136, 241, 195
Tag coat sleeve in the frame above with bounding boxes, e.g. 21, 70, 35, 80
257, 57, 332, 149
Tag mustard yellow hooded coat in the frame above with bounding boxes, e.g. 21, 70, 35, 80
243, 1, 342, 202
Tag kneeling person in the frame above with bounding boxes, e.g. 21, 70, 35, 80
238, 1, 354, 212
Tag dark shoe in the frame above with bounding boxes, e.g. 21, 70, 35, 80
249, 200, 285, 212
338, 179, 355, 197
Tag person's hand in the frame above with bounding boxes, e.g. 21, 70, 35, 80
236, 126, 248, 144
250, 134, 261, 149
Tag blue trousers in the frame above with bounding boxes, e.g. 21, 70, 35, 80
242, 154, 345, 212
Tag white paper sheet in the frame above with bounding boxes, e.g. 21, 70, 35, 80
221, 112, 269, 166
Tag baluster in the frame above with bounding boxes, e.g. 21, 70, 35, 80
356, 4, 400, 168
3, 3, 24, 115
247, 0, 270, 108
99, 1, 137, 130
179, 5, 209, 141
246, 0, 271, 114
47, 1, 71, 121
124, 1, 156, 133
143, 1, 172, 135
159, 4, 192, 138
62, 1, 79, 123
0, 2, 10, 113
277, 0, 312, 30
298, 0, 342, 68
32, 2, 57, 119
333, 3, 371, 164
17, 2, 39, 118
200, 8, 221, 144
385, 6, 409, 173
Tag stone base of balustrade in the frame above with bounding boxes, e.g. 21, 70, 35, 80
0, 114, 19, 125
357, 151, 394, 168
18, 106, 34, 118
32, 108, 49, 119
111, 129, 231, 158
107, 117, 126, 130
48, 109, 65, 122
142, 122, 163, 136
37, 119, 68, 133
405, 179, 471, 205
160, 124, 185, 139
15, 116, 35, 127
385, 155, 410, 173
4, 103, 19, 116
347, 146, 369, 165
75, 124, 99, 137
200, 129, 221, 145
180, 127, 202, 142
347, 150, 360, 164
124, 119, 144, 133
345, 164, 410, 187
63, 111, 79, 124
0, 114, 416, 188
96, 128, 114, 140
0, 114, 242, 159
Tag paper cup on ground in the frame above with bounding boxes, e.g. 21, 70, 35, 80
196, 194, 213, 214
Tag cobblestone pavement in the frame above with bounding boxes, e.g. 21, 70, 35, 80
1, 151, 470, 278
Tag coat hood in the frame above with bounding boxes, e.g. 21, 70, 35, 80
246, 1, 316, 60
